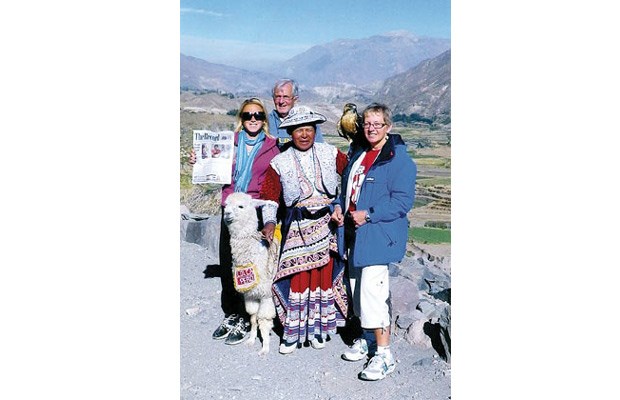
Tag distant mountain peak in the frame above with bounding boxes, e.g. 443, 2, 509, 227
279, 33, 449, 86
382, 30, 416, 38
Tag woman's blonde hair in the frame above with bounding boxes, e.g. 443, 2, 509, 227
234, 97, 272, 138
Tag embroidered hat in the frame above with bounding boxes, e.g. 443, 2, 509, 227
279, 105, 327, 129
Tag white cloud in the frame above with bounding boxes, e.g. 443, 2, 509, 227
180, 8, 223, 17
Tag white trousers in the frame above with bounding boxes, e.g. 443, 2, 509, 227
349, 264, 390, 329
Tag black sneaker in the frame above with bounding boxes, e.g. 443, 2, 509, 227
212, 314, 239, 340
224, 317, 249, 345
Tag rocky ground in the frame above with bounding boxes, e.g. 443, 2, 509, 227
180, 240, 451, 400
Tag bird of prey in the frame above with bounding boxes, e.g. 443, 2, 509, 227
337, 103, 363, 142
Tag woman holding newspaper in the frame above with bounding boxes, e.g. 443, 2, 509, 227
189, 97, 280, 345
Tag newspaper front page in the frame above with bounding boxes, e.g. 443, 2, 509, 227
192, 130, 234, 185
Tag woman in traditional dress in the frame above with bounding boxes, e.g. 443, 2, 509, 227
260, 105, 349, 354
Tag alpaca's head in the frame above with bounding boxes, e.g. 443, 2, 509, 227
223, 192, 268, 236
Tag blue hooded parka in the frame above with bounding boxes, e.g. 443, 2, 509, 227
337, 134, 417, 268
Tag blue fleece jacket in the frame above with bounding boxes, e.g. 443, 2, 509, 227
338, 134, 417, 267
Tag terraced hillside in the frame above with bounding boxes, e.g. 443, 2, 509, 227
408, 139, 451, 229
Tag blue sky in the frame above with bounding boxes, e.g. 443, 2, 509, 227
180, 0, 450, 67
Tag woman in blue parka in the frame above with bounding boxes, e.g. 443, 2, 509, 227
331, 102, 417, 381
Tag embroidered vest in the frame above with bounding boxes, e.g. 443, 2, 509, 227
271, 142, 339, 207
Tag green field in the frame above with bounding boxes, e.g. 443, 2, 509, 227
409, 226, 451, 244
416, 177, 451, 187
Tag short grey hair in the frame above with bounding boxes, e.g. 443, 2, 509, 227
272, 78, 299, 98
362, 102, 393, 126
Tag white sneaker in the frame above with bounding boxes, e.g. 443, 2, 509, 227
359, 353, 396, 381
279, 342, 297, 354
341, 338, 368, 361
310, 337, 326, 349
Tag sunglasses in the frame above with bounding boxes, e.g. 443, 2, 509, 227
241, 111, 266, 121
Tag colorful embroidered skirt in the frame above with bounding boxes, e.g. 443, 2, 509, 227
272, 209, 348, 344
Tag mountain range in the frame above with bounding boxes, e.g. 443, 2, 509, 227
278, 31, 449, 88
180, 31, 450, 122
377, 49, 451, 122
180, 55, 280, 95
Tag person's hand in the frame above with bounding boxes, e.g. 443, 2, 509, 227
331, 205, 344, 226
349, 210, 369, 228
261, 222, 276, 242
188, 149, 196, 165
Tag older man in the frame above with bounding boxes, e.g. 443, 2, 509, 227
267, 78, 324, 149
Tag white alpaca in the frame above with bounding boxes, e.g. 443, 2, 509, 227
223, 192, 280, 355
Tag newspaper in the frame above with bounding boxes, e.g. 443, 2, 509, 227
192, 130, 234, 185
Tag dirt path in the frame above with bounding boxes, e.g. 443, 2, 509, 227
180, 241, 451, 400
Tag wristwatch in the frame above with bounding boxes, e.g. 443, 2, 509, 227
365, 212, 371, 223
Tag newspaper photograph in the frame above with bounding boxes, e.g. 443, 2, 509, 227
192, 130, 234, 185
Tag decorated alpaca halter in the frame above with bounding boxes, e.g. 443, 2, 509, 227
233, 262, 260, 292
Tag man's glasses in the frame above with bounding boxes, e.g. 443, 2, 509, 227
363, 122, 387, 129
274, 95, 293, 102
241, 111, 266, 121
